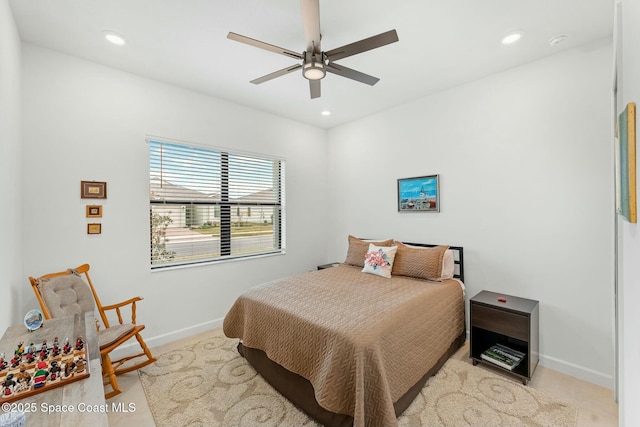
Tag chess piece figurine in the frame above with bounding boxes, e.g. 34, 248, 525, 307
16, 341, 24, 357
27, 342, 36, 357
49, 360, 61, 381
63, 360, 75, 378
51, 337, 60, 356
0, 353, 7, 371
3, 373, 16, 396
33, 366, 48, 389
16, 364, 32, 388
10, 354, 21, 368
75, 358, 86, 374
63, 337, 71, 354
75, 336, 84, 351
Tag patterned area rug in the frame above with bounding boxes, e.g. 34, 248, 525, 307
139, 329, 577, 427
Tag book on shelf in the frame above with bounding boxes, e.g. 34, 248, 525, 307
480, 344, 525, 371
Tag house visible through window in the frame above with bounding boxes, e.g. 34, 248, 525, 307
149, 139, 285, 268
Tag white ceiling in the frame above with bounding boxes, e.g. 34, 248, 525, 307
9, 0, 614, 129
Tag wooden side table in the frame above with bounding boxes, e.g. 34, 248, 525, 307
469, 290, 539, 384
317, 262, 340, 270
0, 313, 107, 427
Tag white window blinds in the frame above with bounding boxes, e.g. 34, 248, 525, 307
149, 139, 285, 268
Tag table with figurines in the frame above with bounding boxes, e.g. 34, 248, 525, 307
0, 313, 107, 427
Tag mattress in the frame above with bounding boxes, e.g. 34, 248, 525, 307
223, 264, 465, 427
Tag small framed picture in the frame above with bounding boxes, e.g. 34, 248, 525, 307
81, 181, 107, 199
86, 205, 102, 218
87, 223, 102, 234
397, 174, 440, 212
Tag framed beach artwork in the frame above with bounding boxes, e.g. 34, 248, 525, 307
615, 102, 637, 223
397, 174, 439, 212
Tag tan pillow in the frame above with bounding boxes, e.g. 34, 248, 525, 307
344, 235, 394, 267
391, 243, 449, 281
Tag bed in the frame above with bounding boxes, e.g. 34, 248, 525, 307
223, 237, 466, 427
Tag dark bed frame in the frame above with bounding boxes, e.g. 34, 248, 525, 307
237, 242, 465, 427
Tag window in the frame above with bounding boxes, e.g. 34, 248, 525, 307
149, 139, 285, 268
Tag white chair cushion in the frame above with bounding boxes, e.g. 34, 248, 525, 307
37, 273, 95, 317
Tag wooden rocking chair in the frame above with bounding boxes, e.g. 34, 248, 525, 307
29, 264, 157, 399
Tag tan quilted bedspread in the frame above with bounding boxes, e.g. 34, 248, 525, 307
223, 264, 465, 427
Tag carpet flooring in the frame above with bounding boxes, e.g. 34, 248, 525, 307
139, 329, 577, 427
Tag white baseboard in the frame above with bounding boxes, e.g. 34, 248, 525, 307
538, 353, 613, 389
109, 317, 224, 361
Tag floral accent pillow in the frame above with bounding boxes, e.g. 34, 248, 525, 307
361, 244, 398, 278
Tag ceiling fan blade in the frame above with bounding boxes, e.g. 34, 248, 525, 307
326, 63, 379, 86
250, 64, 303, 84
309, 80, 321, 99
227, 32, 303, 60
301, 0, 321, 53
325, 29, 399, 62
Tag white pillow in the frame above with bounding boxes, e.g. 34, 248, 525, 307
362, 244, 398, 278
441, 249, 455, 280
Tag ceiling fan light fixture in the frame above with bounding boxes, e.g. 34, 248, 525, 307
303, 52, 326, 80
303, 63, 325, 80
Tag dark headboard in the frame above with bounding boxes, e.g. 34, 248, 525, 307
401, 242, 464, 283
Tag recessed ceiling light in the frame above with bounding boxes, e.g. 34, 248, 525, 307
321, 111, 331, 116
103, 31, 126, 46
548, 34, 569, 46
501, 31, 523, 45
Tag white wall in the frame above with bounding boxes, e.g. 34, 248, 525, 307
616, 0, 640, 425
20, 44, 328, 347
327, 40, 615, 387
0, 0, 22, 333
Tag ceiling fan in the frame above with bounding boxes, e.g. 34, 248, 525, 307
227, 0, 399, 99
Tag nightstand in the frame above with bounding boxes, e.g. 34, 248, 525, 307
317, 262, 340, 270
469, 290, 539, 384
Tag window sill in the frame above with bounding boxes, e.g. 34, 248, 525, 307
150, 250, 286, 272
